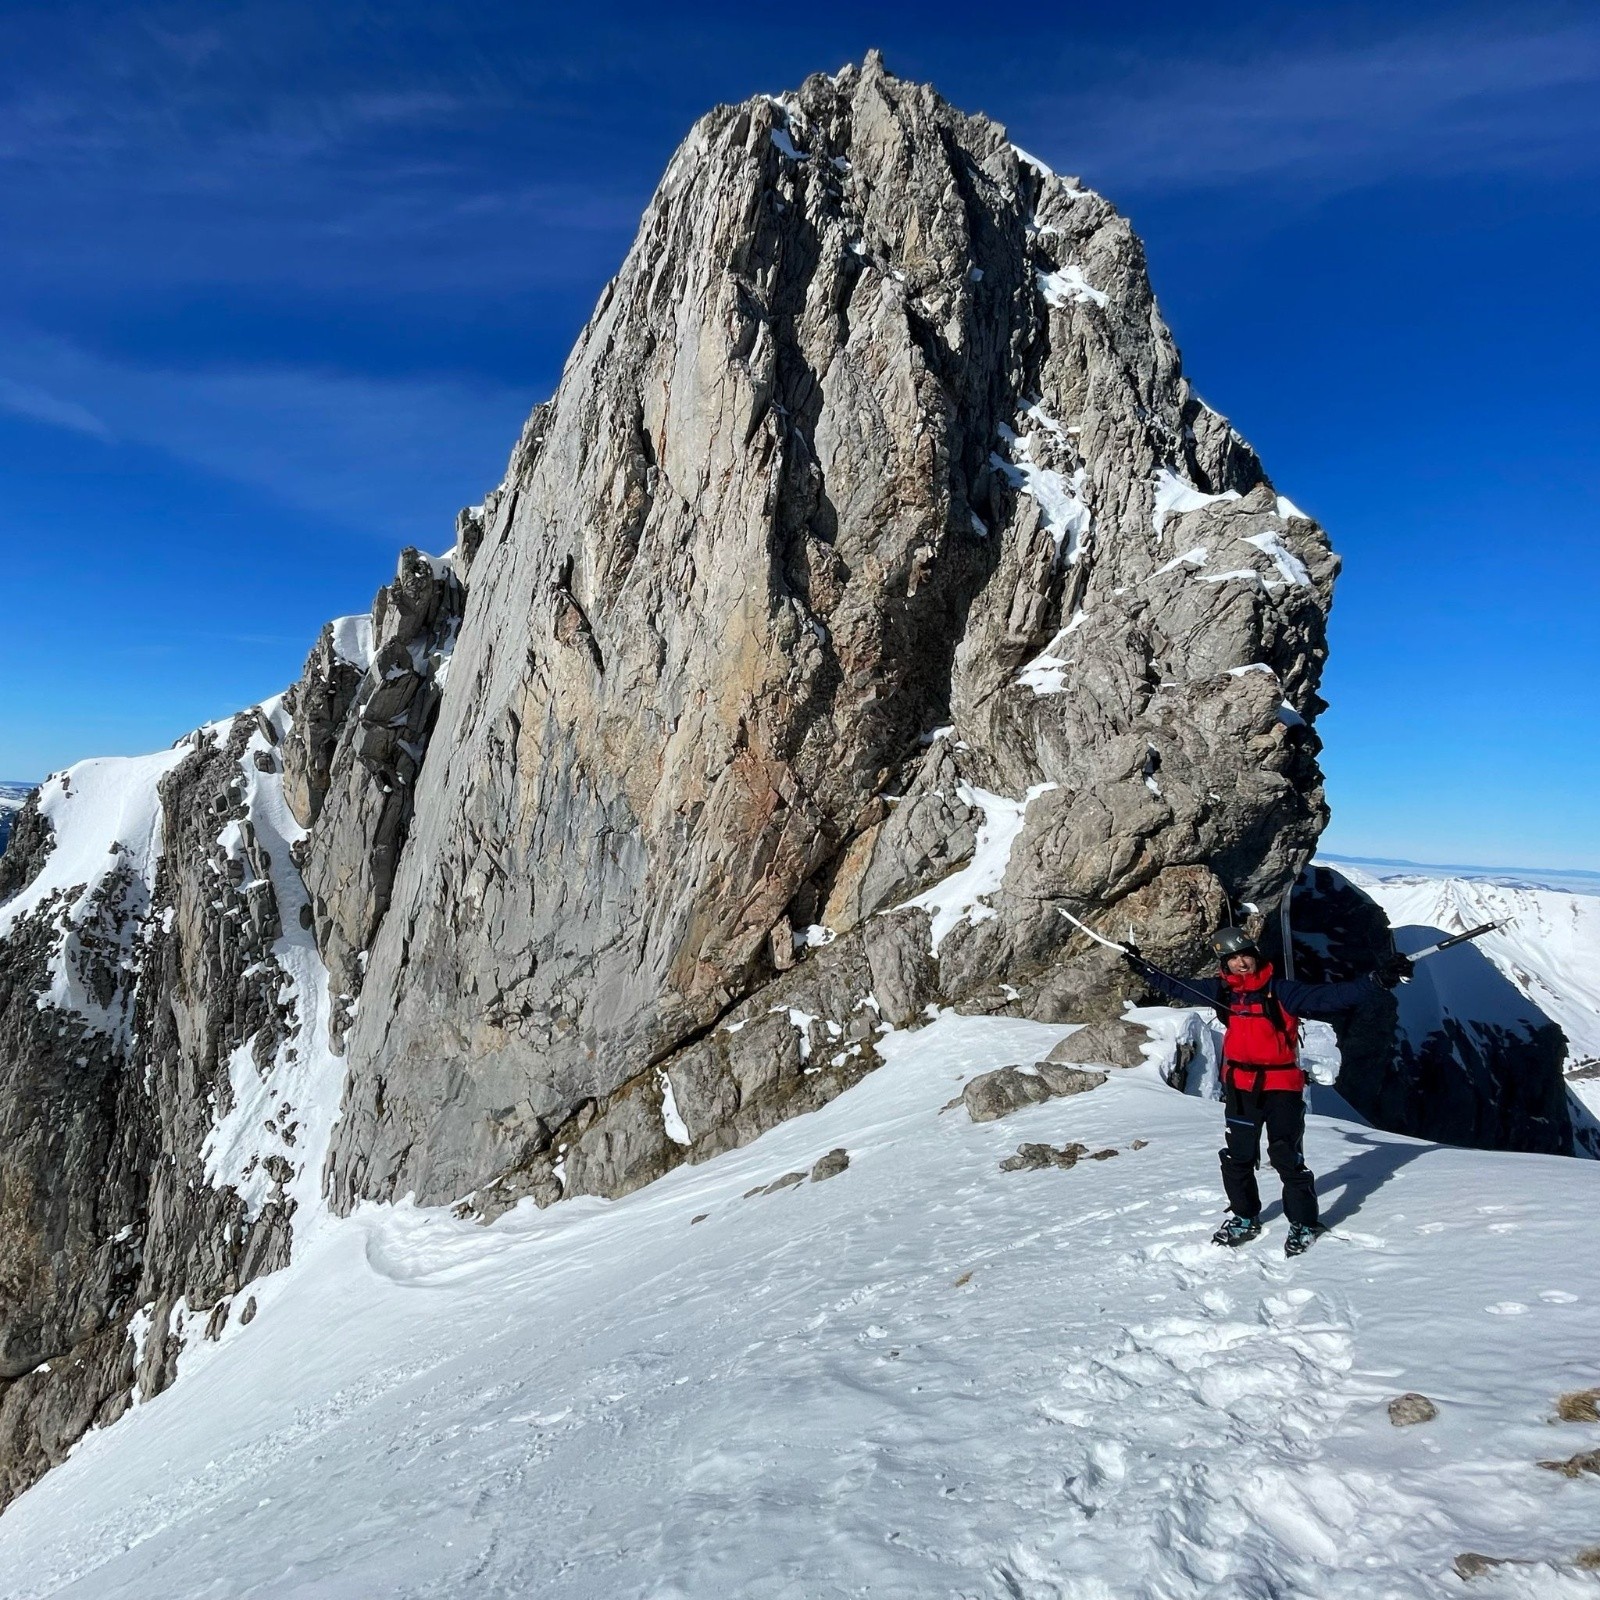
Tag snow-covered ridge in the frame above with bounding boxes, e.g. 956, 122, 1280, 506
0, 755, 184, 943
5, 1010, 1600, 1597
1336, 863, 1600, 1073
0, 750, 189, 1041
1326, 853, 1600, 899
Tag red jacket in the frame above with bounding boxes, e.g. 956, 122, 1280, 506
1219, 963, 1302, 1092
1137, 956, 1381, 1096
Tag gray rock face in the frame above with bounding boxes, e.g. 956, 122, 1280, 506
328, 53, 1337, 1214
286, 549, 463, 1050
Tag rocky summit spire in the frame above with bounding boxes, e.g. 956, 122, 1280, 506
323, 56, 1335, 1215
0, 59, 1349, 1505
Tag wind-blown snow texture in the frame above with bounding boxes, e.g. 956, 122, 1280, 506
2, 1013, 1599, 1598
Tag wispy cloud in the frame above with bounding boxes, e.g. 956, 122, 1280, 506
1030, 16, 1600, 196
0, 47, 644, 299
0, 376, 112, 440
0, 331, 529, 542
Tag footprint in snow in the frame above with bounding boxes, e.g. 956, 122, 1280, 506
1541, 1290, 1580, 1304
1485, 1302, 1528, 1316
1326, 1228, 1387, 1250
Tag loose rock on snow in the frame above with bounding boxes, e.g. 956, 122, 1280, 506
1555, 1387, 1600, 1423
998, 1142, 1119, 1172
809, 1148, 850, 1182
1537, 1449, 1600, 1478
1046, 1019, 1152, 1070
962, 1063, 1107, 1122
1387, 1393, 1438, 1427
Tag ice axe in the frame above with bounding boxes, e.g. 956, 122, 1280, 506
1058, 907, 1223, 1010
1058, 905, 1136, 955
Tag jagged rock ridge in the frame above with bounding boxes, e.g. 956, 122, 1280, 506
326, 53, 1339, 1215
0, 552, 460, 1504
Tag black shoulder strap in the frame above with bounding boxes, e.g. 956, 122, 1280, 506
1263, 983, 1292, 1042
1208, 974, 1232, 1024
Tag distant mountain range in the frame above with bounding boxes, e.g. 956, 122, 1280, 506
1322, 852, 1600, 897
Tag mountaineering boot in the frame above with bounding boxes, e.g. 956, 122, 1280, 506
1211, 1214, 1263, 1248
1285, 1222, 1325, 1258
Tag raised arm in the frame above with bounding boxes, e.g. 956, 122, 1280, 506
1126, 954, 1223, 1010
1276, 973, 1384, 1020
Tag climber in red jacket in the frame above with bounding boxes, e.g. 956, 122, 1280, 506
1126, 927, 1410, 1256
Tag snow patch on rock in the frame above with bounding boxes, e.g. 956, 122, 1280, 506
902, 784, 1058, 950
1152, 468, 1241, 536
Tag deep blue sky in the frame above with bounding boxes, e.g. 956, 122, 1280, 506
2, 1, 1596, 869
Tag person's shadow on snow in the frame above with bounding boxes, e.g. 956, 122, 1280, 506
1255, 1129, 1434, 1229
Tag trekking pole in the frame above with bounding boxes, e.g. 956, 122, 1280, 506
1405, 919, 1510, 964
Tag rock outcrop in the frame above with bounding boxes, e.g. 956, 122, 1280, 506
325, 54, 1337, 1215
961, 1063, 1106, 1123
0, 57, 1341, 1506
1047, 1019, 1152, 1069
0, 552, 461, 1506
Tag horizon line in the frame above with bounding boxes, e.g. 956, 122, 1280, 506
1320, 850, 1600, 883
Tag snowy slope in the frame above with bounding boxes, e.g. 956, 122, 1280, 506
1339, 865, 1600, 1076
4, 1013, 1600, 1598
0, 754, 188, 1037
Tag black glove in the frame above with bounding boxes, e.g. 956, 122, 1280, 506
1121, 942, 1149, 970
1375, 952, 1414, 989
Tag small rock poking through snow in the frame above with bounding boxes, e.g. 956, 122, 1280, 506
1389, 1393, 1439, 1427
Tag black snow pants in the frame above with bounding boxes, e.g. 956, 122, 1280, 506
1221, 1080, 1319, 1227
